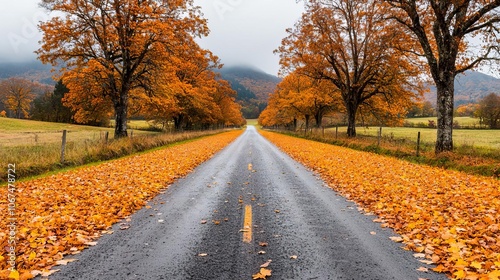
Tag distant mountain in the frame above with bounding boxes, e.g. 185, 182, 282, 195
217, 65, 281, 119
0, 61, 55, 85
425, 71, 500, 105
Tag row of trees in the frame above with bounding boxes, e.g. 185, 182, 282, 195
261, 0, 500, 153
259, 73, 339, 130
456, 93, 500, 128
1, 68, 244, 130
34, 0, 244, 137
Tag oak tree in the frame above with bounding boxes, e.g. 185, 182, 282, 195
37, 0, 209, 138
385, 0, 500, 152
477, 93, 500, 128
0, 77, 37, 119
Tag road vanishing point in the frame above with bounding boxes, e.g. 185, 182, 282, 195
45, 126, 447, 280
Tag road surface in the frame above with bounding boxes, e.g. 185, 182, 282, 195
46, 126, 446, 280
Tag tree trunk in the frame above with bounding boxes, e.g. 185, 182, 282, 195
435, 79, 454, 153
305, 114, 310, 131
293, 118, 297, 131
174, 114, 184, 131
314, 109, 324, 128
346, 100, 357, 137
113, 93, 128, 138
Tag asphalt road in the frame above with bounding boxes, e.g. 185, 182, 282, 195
46, 126, 447, 280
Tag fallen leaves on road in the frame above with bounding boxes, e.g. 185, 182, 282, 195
261, 130, 500, 279
260, 259, 272, 268
389, 236, 404, 243
252, 268, 272, 279
55, 259, 77, 266
0, 130, 242, 277
417, 267, 429, 272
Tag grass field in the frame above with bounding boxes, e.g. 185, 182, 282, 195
279, 126, 500, 177
405, 116, 483, 127
109, 119, 160, 130
0, 118, 237, 183
246, 119, 259, 126
0, 118, 157, 146
356, 126, 500, 149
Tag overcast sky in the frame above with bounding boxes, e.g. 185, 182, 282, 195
0, 0, 304, 75
0, 1, 496, 77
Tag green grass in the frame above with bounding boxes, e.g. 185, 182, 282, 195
284, 125, 500, 177
0, 118, 240, 183
246, 119, 259, 126
405, 116, 482, 127
109, 119, 161, 130
0, 118, 157, 146
356, 127, 500, 149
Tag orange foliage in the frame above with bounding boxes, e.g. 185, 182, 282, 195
276, 0, 425, 136
0, 78, 37, 119
37, 0, 217, 137
0, 130, 242, 278
259, 72, 339, 128
261, 130, 500, 279
61, 60, 114, 126
137, 47, 244, 130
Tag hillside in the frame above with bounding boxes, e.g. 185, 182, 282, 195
0, 61, 55, 85
217, 65, 281, 118
4, 62, 496, 115
425, 71, 500, 105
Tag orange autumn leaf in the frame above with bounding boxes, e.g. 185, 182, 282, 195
252, 268, 272, 280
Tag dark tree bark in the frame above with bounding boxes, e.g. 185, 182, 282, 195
435, 77, 455, 152
174, 114, 184, 131
314, 109, 323, 128
305, 114, 311, 131
113, 93, 129, 138
345, 97, 358, 137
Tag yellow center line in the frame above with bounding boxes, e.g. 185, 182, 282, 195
243, 204, 253, 243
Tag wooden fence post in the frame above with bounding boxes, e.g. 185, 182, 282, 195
335, 126, 338, 139
416, 131, 421, 157
105, 131, 109, 144
61, 130, 67, 163
378, 127, 382, 146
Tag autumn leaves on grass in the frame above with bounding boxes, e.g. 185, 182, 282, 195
261, 130, 500, 280
0, 130, 242, 279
